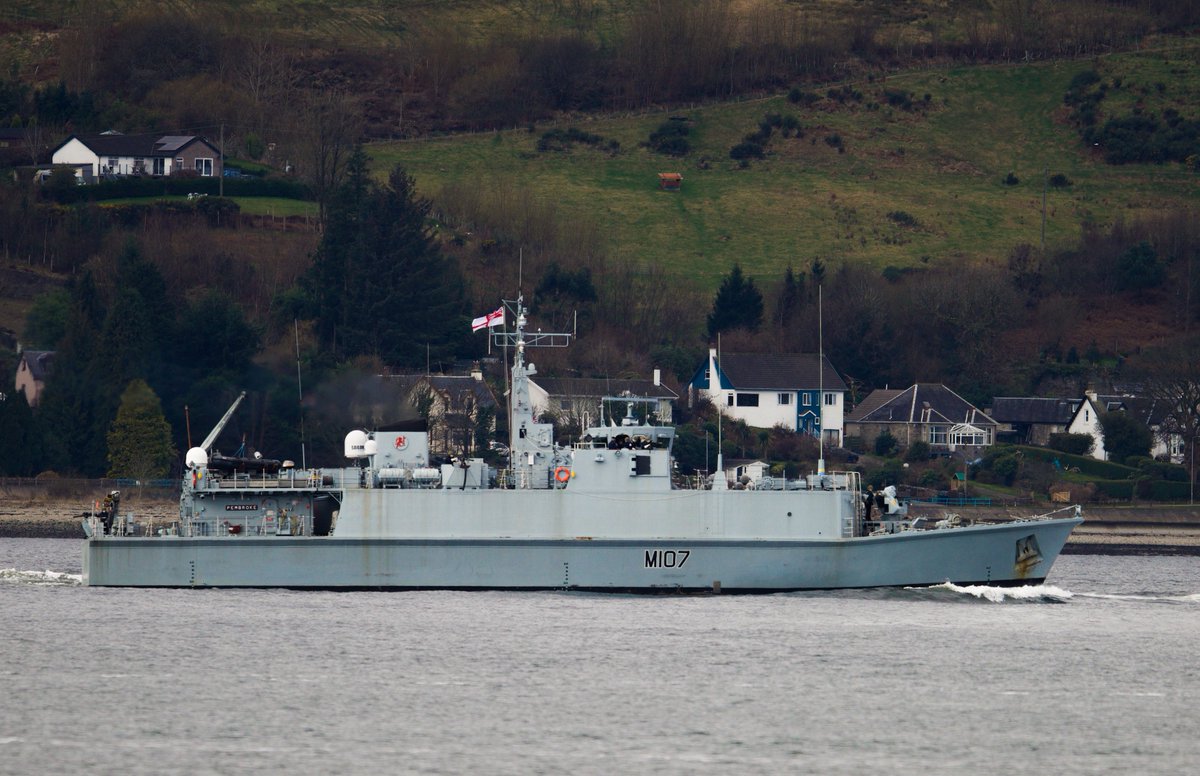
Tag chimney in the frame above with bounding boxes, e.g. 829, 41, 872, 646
653, 368, 661, 386
470, 362, 483, 381
1085, 388, 1098, 403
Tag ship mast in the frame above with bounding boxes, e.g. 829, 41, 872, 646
491, 295, 571, 487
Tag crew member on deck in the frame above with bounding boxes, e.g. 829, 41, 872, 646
863, 485, 875, 523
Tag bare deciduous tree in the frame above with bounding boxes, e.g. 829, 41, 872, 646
289, 91, 363, 226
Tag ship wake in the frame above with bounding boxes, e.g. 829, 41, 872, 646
1074, 591, 1200, 604
917, 581, 1074, 603
0, 568, 83, 586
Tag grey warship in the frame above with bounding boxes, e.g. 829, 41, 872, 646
82, 298, 1081, 590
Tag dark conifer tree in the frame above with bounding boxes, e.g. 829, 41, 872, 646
0, 391, 40, 476
37, 271, 107, 474
706, 263, 764, 338
773, 265, 804, 329
304, 146, 371, 359
305, 153, 469, 368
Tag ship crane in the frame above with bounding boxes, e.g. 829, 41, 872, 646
199, 391, 247, 451
185, 391, 247, 470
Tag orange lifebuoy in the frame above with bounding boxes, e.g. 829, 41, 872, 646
554, 466, 571, 483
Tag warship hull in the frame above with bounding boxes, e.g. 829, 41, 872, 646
83, 516, 1081, 591
82, 298, 1082, 591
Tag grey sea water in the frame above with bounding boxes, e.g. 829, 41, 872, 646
1, 539, 1197, 775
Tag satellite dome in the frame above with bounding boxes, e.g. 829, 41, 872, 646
364, 437, 378, 456
185, 447, 208, 469
344, 429, 369, 458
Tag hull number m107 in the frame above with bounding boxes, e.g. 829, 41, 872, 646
645, 550, 690, 568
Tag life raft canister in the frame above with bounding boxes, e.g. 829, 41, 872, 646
554, 467, 571, 483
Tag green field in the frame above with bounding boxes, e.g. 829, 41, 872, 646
369, 46, 1200, 287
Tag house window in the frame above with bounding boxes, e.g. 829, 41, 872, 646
824, 392, 837, 406
559, 399, 571, 410
195, 158, 214, 176
735, 393, 759, 407
928, 426, 948, 445
152, 158, 165, 175
727, 393, 734, 407
950, 427, 988, 446
802, 393, 811, 406
778, 393, 791, 406
133, 157, 145, 174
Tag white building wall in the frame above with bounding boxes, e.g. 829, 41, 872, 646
529, 381, 549, 420
1068, 400, 1106, 460
716, 392, 795, 429
51, 139, 99, 177
821, 392, 844, 438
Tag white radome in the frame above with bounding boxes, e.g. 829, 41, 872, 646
185, 447, 208, 469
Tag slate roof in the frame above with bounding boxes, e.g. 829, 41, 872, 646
989, 397, 1080, 424
846, 384, 995, 427
426, 375, 497, 408
534, 377, 678, 400
715, 353, 847, 392
845, 389, 903, 422
19, 350, 54, 381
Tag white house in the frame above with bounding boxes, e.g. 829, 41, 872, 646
14, 349, 54, 408
689, 349, 847, 446
51, 133, 222, 181
1069, 390, 1183, 463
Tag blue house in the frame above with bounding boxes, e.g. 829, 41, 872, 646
689, 348, 848, 445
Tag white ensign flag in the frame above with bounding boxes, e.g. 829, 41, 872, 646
471, 306, 504, 332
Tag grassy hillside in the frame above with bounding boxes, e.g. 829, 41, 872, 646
370, 45, 1200, 288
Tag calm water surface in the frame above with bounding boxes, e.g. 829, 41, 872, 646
2, 539, 1197, 775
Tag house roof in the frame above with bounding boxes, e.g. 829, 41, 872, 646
19, 350, 55, 381
52, 133, 217, 158
425, 375, 498, 408
534, 377, 678, 400
846, 384, 996, 427
989, 397, 1080, 424
845, 389, 904, 422
712, 353, 847, 392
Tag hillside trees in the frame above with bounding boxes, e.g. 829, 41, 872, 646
28, 233, 275, 475
293, 91, 363, 227
302, 152, 470, 367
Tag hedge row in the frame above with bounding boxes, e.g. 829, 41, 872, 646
54, 175, 312, 204
1013, 445, 1137, 480
1092, 478, 1192, 501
